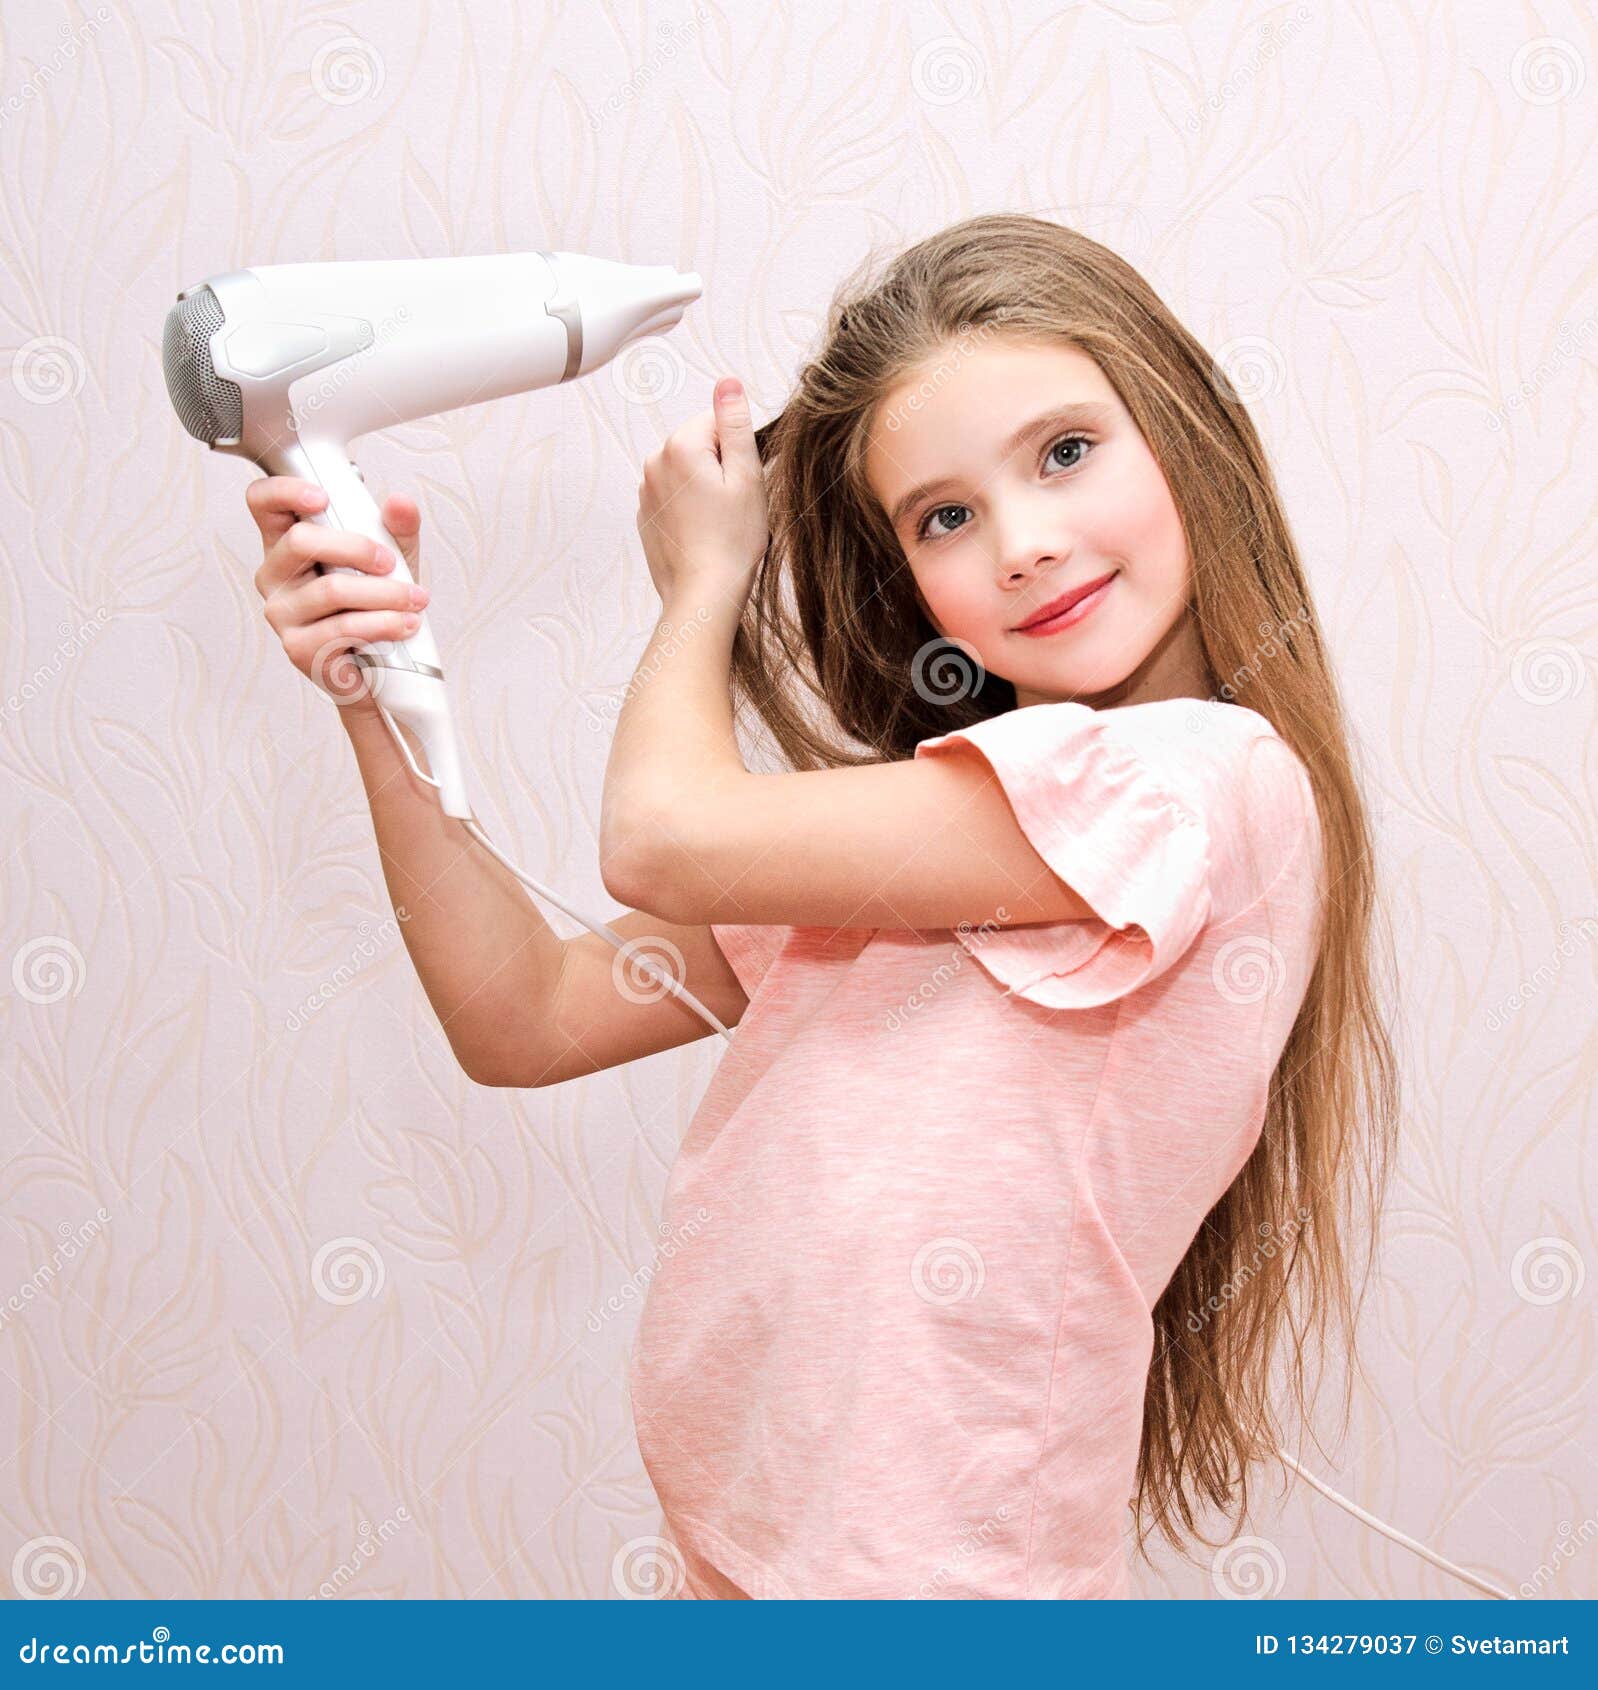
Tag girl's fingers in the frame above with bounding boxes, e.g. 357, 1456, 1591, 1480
283, 608, 424, 672
263, 566, 426, 635
381, 491, 422, 581
246, 475, 326, 546
257, 521, 394, 599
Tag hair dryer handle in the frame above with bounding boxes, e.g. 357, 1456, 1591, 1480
291, 438, 472, 819
293, 439, 436, 663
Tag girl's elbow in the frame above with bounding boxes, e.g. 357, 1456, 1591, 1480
601, 844, 682, 922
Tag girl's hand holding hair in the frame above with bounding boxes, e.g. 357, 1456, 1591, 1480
636, 377, 768, 623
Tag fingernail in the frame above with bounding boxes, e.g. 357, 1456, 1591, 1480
375, 546, 393, 566
403, 613, 420, 631
409, 585, 429, 607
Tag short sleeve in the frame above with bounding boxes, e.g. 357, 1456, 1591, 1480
709, 923, 791, 1001
913, 699, 1239, 1010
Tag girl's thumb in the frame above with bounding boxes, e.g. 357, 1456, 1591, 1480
714, 377, 760, 474
383, 493, 423, 580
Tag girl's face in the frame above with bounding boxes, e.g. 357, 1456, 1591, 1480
864, 338, 1208, 710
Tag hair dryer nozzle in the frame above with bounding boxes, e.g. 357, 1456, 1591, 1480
542, 253, 703, 379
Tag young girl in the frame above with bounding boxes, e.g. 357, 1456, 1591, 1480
249, 213, 1398, 1600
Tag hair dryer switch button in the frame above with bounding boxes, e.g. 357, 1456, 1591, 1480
222, 321, 329, 378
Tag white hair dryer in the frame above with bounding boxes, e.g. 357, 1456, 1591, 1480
161, 250, 737, 1041
162, 251, 700, 817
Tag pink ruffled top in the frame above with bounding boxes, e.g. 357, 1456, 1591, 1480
629, 698, 1325, 1599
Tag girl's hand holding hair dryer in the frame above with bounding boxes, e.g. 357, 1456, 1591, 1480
245, 370, 766, 711
246, 474, 430, 710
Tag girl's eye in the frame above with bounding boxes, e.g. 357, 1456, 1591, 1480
915, 433, 1095, 543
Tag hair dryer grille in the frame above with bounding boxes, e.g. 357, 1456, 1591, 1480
162, 287, 242, 445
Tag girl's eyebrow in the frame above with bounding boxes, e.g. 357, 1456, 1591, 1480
887, 399, 1117, 530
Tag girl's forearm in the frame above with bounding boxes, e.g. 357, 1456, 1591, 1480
600, 594, 750, 879
340, 703, 567, 1084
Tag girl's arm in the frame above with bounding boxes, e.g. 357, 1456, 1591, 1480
599, 597, 1096, 934
603, 377, 1097, 934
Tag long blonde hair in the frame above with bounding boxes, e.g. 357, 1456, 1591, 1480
735, 211, 1402, 1567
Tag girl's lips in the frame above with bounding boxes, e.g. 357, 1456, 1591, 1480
1013, 571, 1116, 637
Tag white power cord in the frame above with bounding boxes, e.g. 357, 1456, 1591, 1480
1273, 1449, 1512, 1599
375, 697, 1520, 1601
371, 701, 735, 1043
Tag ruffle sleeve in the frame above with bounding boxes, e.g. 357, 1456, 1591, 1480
709, 923, 791, 1002
913, 699, 1219, 1010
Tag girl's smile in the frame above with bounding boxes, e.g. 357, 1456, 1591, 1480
1010, 567, 1119, 636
